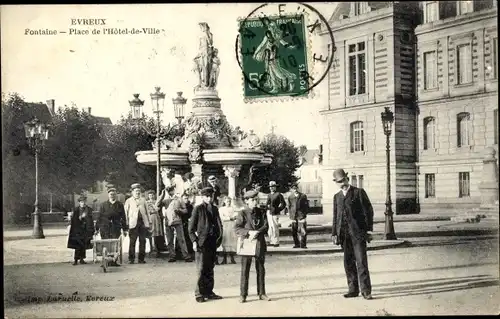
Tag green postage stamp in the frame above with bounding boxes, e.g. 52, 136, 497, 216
238, 14, 310, 101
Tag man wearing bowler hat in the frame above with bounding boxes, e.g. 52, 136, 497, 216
266, 181, 286, 247
124, 183, 151, 264
206, 175, 221, 206
331, 169, 374, 300
189, 187, 223, 303
95, 187, 127, 266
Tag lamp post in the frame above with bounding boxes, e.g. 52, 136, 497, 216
381, 107, 397, 240
24, 117, 50, 239
150, 87, 166, 196
172, 92, 187, 124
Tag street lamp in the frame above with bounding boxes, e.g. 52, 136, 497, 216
24, 117, 50, 239
129, 93, 145, 119
150, 87, 166, 196
172, 91, 187, 124
381, 107, 397, 240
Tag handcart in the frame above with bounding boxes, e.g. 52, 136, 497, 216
91, 235, 123, 273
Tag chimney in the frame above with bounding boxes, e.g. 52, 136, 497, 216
318, 144, 323, 164
46, 99, 55, 114
87, 107, 91, 114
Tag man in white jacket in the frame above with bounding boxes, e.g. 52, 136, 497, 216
124, 183, 151, 264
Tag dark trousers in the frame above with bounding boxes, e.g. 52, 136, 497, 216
240, 256, 266, 297
341, 229, 372, 294
74, 248, 86, 260
195, 236, 217, 298
291, 220, 307, 247
129, 223, 147, 262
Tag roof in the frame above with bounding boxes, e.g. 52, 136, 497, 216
24, 102, 53, 123
300, 149, 320, 165
328, 2, 393, 23
92, 116, 112, 125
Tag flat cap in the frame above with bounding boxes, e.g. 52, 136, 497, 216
130, 183, 142, 191
243, 190, 259, 199
77, 195, 87, 202
208, 175, 217, 182
200, 187, 214, 196
107, 188, 117, 193
146, 190, 155, 195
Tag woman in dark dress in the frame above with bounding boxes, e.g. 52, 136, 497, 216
68, 196, 95, 265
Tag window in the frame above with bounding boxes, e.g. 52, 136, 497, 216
351, 175, 364, 188
492, 38, 498, 79
348, 42, 366, 96
457, 43, 472, 84
350, 121, 365, 152
457, 1, 473, 15
459, 172, 470, 197
494, 109, 498, 145
314, 170, 318, 179
423, 117, 436, 150
353, 2, 362, 16
457, 112, 471, 147
425, 174, 436, 198
424, 1, 439, 23
424, 51, 437, 89
313, 200, 318, 207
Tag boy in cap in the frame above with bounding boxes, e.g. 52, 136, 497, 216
266, 181, 286, 247
332, 168, 374, 300
145, 190, 163, 257
234, 189, 270, 303
189, 187, 224, 303
124, 183, 151, 264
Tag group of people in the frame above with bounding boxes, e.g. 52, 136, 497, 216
67, 167, 375, 302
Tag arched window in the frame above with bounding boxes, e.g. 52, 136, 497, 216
457, 112, 471, 147
423, 117, 436, 150
350, 121, 364, 153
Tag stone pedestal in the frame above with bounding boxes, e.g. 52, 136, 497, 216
478, 147, 499, 207
223, 165, 241, 200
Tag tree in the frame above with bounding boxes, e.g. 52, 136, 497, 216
251, 133, 304, 193
41, 106, 106, 196
2, 93, 37, 223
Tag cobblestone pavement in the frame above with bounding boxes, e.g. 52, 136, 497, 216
4, 238, 499, 317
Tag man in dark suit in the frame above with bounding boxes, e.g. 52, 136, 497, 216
206, 175, 222, 206
331, 169, 374, 300
287, 184, 309, 248
234, 190, 270, 303
188, 187, 224, 303
95, 187, 127, 266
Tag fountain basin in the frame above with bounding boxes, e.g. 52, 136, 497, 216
135, 150, 190, 166
202, 148, 265, 165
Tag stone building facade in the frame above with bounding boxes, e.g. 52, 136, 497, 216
320, 1, 498, 220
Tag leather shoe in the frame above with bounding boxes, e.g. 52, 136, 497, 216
362, 292, 373, 300
206, 293, 223, 300
239, 296, 246, 303
128, 260, 135, 264
343, 292, 359, 298
138, 260, 146, 264
195, 297, 205, 303
292, 245, 300, 248
259, 294, 271, 301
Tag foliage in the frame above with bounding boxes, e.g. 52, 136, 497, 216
251, 133, 304, 193
41, 106, 106, 195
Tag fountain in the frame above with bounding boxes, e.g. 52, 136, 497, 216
135, 22, 273, 205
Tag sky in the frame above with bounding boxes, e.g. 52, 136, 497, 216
1, 3, 337, 149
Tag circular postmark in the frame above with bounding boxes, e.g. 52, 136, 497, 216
235, 3, 336, 100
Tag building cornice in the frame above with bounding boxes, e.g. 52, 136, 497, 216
321, 7, 395, 36
415, 8, 498, 36
417, 90, 498, 106
320, 100, 395, 115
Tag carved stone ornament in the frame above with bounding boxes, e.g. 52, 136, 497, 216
152, 136, 183, 150
188, 140, 203, 163
224, 165, 241, 178
160, 168, 175, 188
238, 130, 261, 150
192, 98, 221, 108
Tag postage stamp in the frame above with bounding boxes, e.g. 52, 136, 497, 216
236, 3, 336, 103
